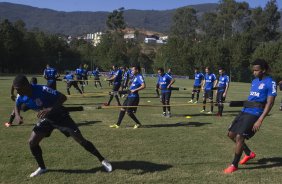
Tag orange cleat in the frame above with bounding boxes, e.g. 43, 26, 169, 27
239, 152, 256, 165
224, 165, 238, 174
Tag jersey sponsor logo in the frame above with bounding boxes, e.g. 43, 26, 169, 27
43, 86, 57, 95
258, 83, 265, 90
250, 91, 260, 97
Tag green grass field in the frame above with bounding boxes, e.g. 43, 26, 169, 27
1, 76, 282, 184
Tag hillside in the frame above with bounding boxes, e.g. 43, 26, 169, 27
0, 2, 281, 35
0, 2, 218, 35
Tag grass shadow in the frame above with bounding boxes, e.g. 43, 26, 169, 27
242, 157, 282, 170
48, 160, 172, 174
77, 120, 102, 127
142, 122, 211, 128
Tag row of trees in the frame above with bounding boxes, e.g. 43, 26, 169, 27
0, 0, 281, 81
156, 0, 282, 81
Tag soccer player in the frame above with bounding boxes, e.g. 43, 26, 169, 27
92, 67, 102, 88
201, 67, 217, 114
83, 64, 89, 86
108, 69, 114, 86
224, 59, 276, 174
4, 77, 38, 127
279, 80, 282, 111
110, 66, 145, 129
121, 67, 131, 91
157, 68, 175, 117
12, 75, 112, 177
43, 64, 60, 90
63, 72, 83, 95
75, 64, 85, 93
189, 67, 204, 103
105, 65, 123, 106
215, 67, 230, 117
167, 68, 172, 76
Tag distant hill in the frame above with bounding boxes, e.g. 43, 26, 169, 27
0, 2, 281, 35
0, 2, 218, 35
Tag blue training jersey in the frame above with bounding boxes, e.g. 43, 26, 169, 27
92, 70, 100, 78
63, 74, 74, 82
16, 85, 61, 111
217, 74, 230, 92
204, 73, 217, 90
242, 76, 277, 116
44, 67, 57, 81
113, 69, 123, 84
158, 73, 173, 93
194, 72, 204, 86
75, 68, 84, 79
128, 74, 145, 98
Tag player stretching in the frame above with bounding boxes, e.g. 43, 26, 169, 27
224, 59, 276, 173
12, 75, 112, 177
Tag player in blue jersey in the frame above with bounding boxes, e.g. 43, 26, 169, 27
83, 64, 89, 86
92, 67, 102, 88
4, 77, 38, 127
189, 67, 204, 103
215, 67, 230, 117
105, 65, 122, 106
110, 66, 146, 129
121, 67, 131, 91
75, 64, 85, 93
167, 68, 172, 76
157, 68, 175, 117
279, 80, 282, 111
63, 72, 83, 95
224, 59, 277, 174
43, 64, 60, 90
12, 75, 112, 177
201, 67, 217, 114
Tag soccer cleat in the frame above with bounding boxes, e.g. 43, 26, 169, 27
193, 101, 198, 104
239, 152, 256, 165
103, 103, 109, 106
109, 124, 120, 128
30, 167, 48, 177
4, 122, 12, 127
224, 165, 238, 174
200, 110, 205, 113
101, 160, 112, 172
207, 111, 213, 114
162, 112, 166, 117
133, 124, 141, 129
188, 100, 194, 103
166, 112, 171, 118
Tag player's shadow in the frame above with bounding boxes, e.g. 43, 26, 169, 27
76, 120, 102, 127
65, 102, 103, 106
142, 122, 211, 128
173, 112, 239, 117
48, 160, 172, 174
241, 157, 282, 170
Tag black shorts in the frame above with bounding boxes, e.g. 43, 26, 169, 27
123, 97, 139, 113
67, 81, 79, 89
47, 80, 57, 90
112, 83, 121, 92
228, 112, 260, 139
161, 91, 171, 103
216, 91, 226, 103
192, 85, 201, 93
203, 90, 213, 100
76, 77, 84, 85
33, 106, 80, 137
94, 77, 100, 81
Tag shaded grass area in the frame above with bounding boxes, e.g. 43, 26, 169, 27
0, 76, 282, 184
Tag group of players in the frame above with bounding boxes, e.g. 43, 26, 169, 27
4, 58, 282, 176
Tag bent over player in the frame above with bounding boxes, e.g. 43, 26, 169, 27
13, 75, 112, 177
224, 59, 276, 173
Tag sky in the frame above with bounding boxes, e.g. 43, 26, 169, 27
0, 0, 280, 12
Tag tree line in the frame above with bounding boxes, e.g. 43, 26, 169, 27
0, 0, 281, 82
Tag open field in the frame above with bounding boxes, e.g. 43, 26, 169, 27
0, 76, 282, 184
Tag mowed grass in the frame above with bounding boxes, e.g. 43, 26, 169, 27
0, 75, 282, 184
